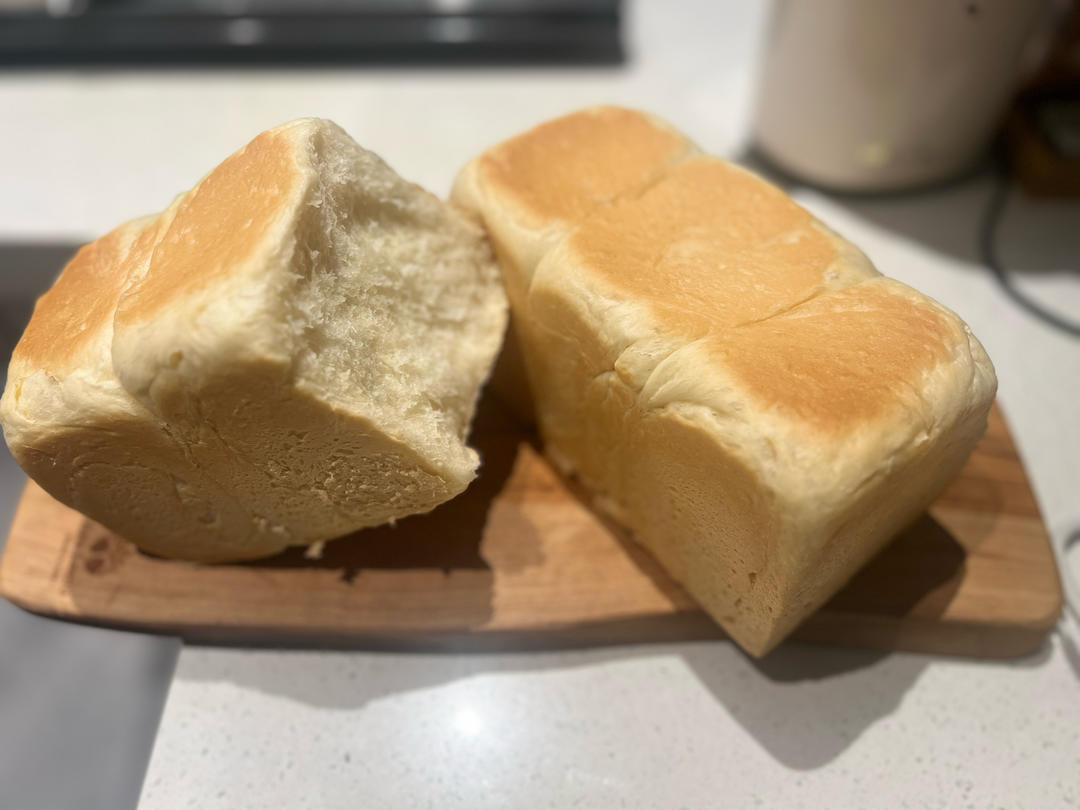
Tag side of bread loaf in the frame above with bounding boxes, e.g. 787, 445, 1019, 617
1, 118, 507, 562
452, 107, 996, 655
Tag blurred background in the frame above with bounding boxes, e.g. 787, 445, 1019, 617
0, 2, 1078, 808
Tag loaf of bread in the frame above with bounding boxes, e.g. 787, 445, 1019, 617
1, 118, 507, 562
453, 106, 997, 656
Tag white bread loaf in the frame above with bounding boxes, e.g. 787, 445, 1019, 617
453, 106, 996, 656
1, 118, 507, 562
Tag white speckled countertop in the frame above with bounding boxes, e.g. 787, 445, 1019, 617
1, 2, 1078, 808
141, 640, 1080, 809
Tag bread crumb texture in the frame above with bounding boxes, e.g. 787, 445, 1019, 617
1, 119, 507, 562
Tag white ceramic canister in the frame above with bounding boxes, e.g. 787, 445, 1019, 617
753, 0, 1048, 190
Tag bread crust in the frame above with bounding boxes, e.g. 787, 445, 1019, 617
452, 106, 997, 655
2, 119, 507, 562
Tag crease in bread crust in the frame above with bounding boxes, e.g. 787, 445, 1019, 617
452, 105, 997, 655
1, 118, 508, 562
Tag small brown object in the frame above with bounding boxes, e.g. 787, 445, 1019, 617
1007, 0, 1080, 196
1007, 102, 1080, 196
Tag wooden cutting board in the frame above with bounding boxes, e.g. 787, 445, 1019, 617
0, 399, 1062, 658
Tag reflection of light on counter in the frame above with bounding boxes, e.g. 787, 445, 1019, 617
428, 17, 474, 44
226, 18, 267, 47
45, 0, 88, 16
454, 707, 484, 737
432, 0, 473, 12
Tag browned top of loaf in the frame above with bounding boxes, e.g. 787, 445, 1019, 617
472, 106, 693, 226
15, 124, 304, 375
473, 110, 958, 434
116, 126, 302, 326
566, 157, 842, 331
709, 282, 950, 432
559, 155, 953, 432
14, 218, 154, 373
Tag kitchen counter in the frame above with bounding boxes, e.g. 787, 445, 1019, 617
1, 2, 1077, 808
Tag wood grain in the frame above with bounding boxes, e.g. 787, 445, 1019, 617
0, 400, 1062, 657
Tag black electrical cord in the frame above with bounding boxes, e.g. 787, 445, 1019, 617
979, 156, 1080, 337
980, 152, 1080, 620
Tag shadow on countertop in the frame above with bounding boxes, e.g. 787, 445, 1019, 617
0, 241, 77, 291
173, 636, 1053, 771
0, 240, 180, 810
0, 241, 80, 368
737, 149, 1080, 276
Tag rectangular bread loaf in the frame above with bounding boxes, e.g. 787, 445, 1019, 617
1, 119, 507, 562
453, 106, 997, 655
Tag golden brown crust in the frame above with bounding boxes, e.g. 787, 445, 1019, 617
15, 126, 302, 375
2, 117, 505, 563
115, 127, 303, 327
14, 222, 143, 373
713, 282, 951, 433
455, 105, 997, 656
549, 157, 951, 433
566, 157, 844, 335
474, 106, 695, 227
